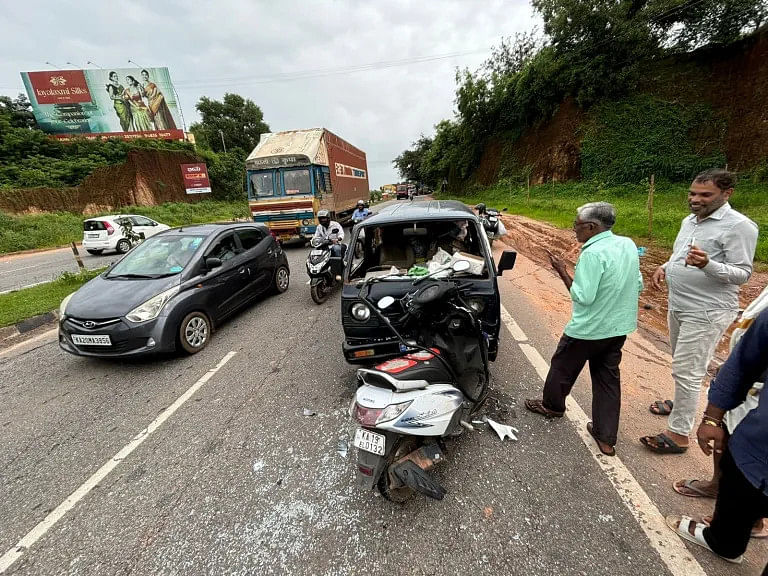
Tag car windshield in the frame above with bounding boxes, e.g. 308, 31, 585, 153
107, 235, 205, 278
347, 219, 488, 282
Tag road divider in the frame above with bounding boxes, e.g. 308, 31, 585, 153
0, 350, 237, 574
500, 304, 706, 576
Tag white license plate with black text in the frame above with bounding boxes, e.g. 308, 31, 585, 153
72, 334, 112, 346
353, 428, 386, 455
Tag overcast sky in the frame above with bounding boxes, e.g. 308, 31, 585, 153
1, 0, 538, 188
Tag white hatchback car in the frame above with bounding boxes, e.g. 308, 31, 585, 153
82, 215, 170, 255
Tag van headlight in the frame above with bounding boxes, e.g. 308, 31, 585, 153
351, 303, 371, 321
126, 286, 180, 323
59, 292, 75, 318
468, 299, 486, 313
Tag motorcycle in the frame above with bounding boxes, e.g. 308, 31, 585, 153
479, 209, 501, 246
306, 230, 345, 304
349, 259, 490, 502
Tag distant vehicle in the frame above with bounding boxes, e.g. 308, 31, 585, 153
59, 223, 290, 358
82, 215, 169, 255
407, 183, 417, 199
246, 128, 369, 243
396, 184, 409, 200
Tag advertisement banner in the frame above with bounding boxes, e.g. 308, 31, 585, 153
20, 67, 184, 140
181, 163, 212, 194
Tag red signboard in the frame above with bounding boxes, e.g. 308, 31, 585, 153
180, 163, 212, 194
25, 70, 92, 104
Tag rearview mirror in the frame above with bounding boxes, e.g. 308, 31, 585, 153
378, 296, 395, 310
497, 250, 517, 276
206, 257, 223, 270
452, 259, 471, 273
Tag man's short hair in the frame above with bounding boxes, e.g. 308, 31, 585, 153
577, 202, 616, 230
694, 168, 735, 192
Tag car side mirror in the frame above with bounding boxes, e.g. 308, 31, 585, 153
497, 250, 517, 276
206, 257, 223, 271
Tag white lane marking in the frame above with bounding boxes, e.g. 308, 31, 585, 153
0, 351, 237, 573
500, 305, 706, 576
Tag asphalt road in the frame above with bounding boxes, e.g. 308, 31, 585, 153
0, 219, 759, 575
0, 247, 116, 294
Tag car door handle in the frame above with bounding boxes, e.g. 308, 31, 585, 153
239, 267, 248, 275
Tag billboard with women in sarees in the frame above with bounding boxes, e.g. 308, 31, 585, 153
20, 67, 184, 141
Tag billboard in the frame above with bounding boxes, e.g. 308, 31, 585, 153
181, 163, 211, 194
20, 67, 184, 141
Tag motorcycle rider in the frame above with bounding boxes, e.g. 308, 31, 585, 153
474, 203, 507, 237
352, 200, 370, 223
312, 209, 346, 258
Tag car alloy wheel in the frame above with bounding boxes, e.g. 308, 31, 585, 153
274, 266, 290, 293
179, 312, 210, 354
116, 239, 131, 254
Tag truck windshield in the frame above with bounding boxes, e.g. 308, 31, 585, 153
250, 172, 274, 198
284, 169, 311, 195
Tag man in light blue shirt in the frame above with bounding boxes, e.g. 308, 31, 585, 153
351, 200, 370, 224
526, 202, 643, 456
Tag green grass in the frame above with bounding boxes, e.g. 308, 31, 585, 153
439, 180, 768, 264
0, 200, 250, 255
0, 269, 104, 328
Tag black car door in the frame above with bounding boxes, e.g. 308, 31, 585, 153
203, 232, 251, 318
235, 227, 275, 296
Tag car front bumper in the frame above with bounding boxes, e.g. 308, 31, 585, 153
58, 314, 176, 358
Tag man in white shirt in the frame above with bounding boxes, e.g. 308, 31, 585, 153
311, 209, 346, 258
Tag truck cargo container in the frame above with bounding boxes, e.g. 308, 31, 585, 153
245, 128, 369, 242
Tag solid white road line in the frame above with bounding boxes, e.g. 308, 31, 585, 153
0, 351, 237, 574
500, 305, 707, 576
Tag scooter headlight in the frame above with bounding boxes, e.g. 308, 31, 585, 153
351, 302, 371, 321
377, 400, 413, 424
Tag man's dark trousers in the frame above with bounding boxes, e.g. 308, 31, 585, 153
542, 334, 627, 446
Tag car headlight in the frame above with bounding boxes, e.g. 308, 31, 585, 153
351, 302, 371, 321
59, 292, 75, 318
126, 285, 180, 323
377, 400, 413, 424
468, 299, 486, 313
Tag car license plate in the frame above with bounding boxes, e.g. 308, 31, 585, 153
71, 334, 111, 346
87, 233, 99, 238
354, 428, 386, 455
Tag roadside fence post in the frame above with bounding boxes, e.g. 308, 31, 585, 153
71, 242, 85, 272
648, 174, 655, 239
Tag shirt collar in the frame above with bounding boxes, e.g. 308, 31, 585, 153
686, 202, 731, 223
582, 230, 613, 250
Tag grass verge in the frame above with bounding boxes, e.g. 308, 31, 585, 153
0, 268, 104, 328
0, 200, 250, 255
439, 180, 768, 264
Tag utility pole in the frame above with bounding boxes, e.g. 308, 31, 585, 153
218, 129, 227, 153
648, 174, 655, 239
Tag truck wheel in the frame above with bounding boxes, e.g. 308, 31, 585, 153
310, 278, 329, 304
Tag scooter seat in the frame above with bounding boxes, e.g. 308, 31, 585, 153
358, 351, 453, 391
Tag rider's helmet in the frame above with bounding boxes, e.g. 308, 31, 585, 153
474, 203, 486, 214
356, 200, 365, 208
317, 210, 331, 228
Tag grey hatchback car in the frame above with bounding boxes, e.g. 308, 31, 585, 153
59, 223, 290, 358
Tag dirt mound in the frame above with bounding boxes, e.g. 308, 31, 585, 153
0, 148, 204, 215
500, 213, 767, 358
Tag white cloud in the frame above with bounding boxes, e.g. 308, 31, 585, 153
0, 0, 538, 187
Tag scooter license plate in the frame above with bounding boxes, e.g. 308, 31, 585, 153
353, 428, 386, 455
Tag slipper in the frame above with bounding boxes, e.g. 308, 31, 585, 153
640, 433, 688, 454
524, 398, 564, 419
587, 422, 615, 456
649, 399, 674, 416
673, 479, 716, 499
701, 516, 768, 539
665, 515, 743, 564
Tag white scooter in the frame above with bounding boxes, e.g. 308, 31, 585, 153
349, 260, 493, 502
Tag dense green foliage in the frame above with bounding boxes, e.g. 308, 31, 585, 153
189, 93, 269, 154
438, 178, 768, 263
0, 200, 249, 255
394, 0, 767, 188
0, 268, 105, 328
581, 96, 727, 183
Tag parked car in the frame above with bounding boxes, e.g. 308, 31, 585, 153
82, 215, 170, 255
341, 200, 517, 364
59, 223, 290, 358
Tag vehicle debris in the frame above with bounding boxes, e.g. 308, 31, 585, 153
487, 418, 519, 441
303, 408, 317, 417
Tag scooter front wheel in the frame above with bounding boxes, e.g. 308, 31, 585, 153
310, 278, 330, 304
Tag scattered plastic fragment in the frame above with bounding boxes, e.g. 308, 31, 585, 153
303, 408, 317, 417
337, 438, 349, 458
487, 418, 519, 441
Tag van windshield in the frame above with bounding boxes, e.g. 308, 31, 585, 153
347, 220, 488, 282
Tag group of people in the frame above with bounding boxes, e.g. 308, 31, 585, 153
106, 69, 177, 133
523, 169, 765, 565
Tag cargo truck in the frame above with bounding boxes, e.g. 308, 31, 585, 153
245, 128, 369, 242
